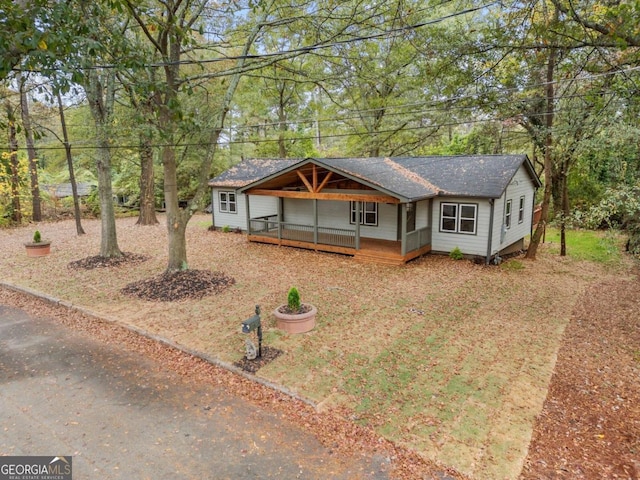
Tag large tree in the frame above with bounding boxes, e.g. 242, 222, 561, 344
123, 0, 265, 271
17, 73, 42, 221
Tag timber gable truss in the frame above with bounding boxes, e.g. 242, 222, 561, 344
244, 162, 401, 204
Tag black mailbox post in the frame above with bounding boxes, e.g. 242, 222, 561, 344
241, 305, 262, 358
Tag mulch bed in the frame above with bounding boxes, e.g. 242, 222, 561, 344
233, 345, 284, 373
121, 270, 235, 302
520, 270, 640, 479
68, 252, 149, 270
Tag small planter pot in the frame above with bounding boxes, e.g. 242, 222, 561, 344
274, 304, 317, 334
25, 242, 51, 257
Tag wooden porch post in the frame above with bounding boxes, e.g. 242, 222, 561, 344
245, 194, 251, 234
313, 199, 318, 245
401, 203, 408, 256
277, 197, 283, 240
355, 201, 361, 250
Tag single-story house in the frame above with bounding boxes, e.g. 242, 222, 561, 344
208, 155, 541, 265
44, 182, 96, 199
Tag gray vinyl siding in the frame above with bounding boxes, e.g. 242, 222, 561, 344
282, 194, 397, 241
211, 189, 278, 230
415, 199, 430, 229
431, 197, 492, 256
490, 166, 537, 255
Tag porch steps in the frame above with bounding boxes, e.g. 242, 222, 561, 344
353, 250, 406, 266
354, 243, 432, 266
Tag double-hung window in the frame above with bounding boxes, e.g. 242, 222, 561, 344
518, 196, 525, 223
440, 202, 477, 234
219, 191, 237, 213
505, 199, 512, 229
350, 201, 378, 226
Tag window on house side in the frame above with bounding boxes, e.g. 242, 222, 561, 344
350, 201, 378, 226
219, 191, 237, 213
505, 199, 512, 229
459, 204, 477, 233
440, 202, 477, 234
441, 203, 458, 232
518, 195, 525, 223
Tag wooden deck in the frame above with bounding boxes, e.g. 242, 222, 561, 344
247, 232, 431, 265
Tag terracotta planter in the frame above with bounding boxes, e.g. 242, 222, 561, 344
274, 304, 317, 334
25, 242, 51, 257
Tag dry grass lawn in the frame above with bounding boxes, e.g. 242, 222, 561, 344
0, 214, 631, 479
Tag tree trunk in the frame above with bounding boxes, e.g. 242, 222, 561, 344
86, 70, 122, 258
278, 104, 287, 158
18, 73, 41, 221
56, 91, 85, 235
551, 164, 563, 216
6, 101, 22, 224
560, 161, 570, 256
136, 130, 158, 226
162, 131, 188, 271
526, 35, 557, 260
124, 0, 265, 272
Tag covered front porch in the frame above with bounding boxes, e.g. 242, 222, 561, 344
240, 161, 433, 265
247, 215, 431, 265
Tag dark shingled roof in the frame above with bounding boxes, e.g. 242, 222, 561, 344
210, 155, 540, 201
208, 158, 301, 188
44, 182, 96, 198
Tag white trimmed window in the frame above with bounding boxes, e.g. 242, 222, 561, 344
350, 201, 378, 226
440, 202, 477, 234
219, 191, 237, 213
505, 199, 512, 229
518, 196, 525, 223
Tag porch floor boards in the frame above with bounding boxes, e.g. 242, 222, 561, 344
247, 230, 430, 265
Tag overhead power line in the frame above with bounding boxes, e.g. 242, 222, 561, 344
12, 2, 495, 73
17, 64, 640, 135
3, 99, 621, 153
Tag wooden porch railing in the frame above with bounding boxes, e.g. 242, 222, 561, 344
249, 216, 356, 248
406, 226, 431, 252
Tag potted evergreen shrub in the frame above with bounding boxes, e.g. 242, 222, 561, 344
273, 287, 317, 333
25, 230, 51, 257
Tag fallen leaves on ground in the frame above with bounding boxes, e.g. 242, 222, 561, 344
0, 286, 462, 480
521, 269, 640, 480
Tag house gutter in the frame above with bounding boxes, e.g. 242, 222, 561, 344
486, 198, 495, 265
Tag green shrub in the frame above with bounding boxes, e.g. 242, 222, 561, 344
449, 246, 464, 260
33, 230, 42, 243
222, 225, 231, 233
287, 287, 301, 312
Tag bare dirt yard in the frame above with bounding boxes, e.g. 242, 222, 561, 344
1, 214, 638, 479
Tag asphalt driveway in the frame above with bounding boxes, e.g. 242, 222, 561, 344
0, 304, 389, 479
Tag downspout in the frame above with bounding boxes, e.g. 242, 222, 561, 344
486, 199, 495, 265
